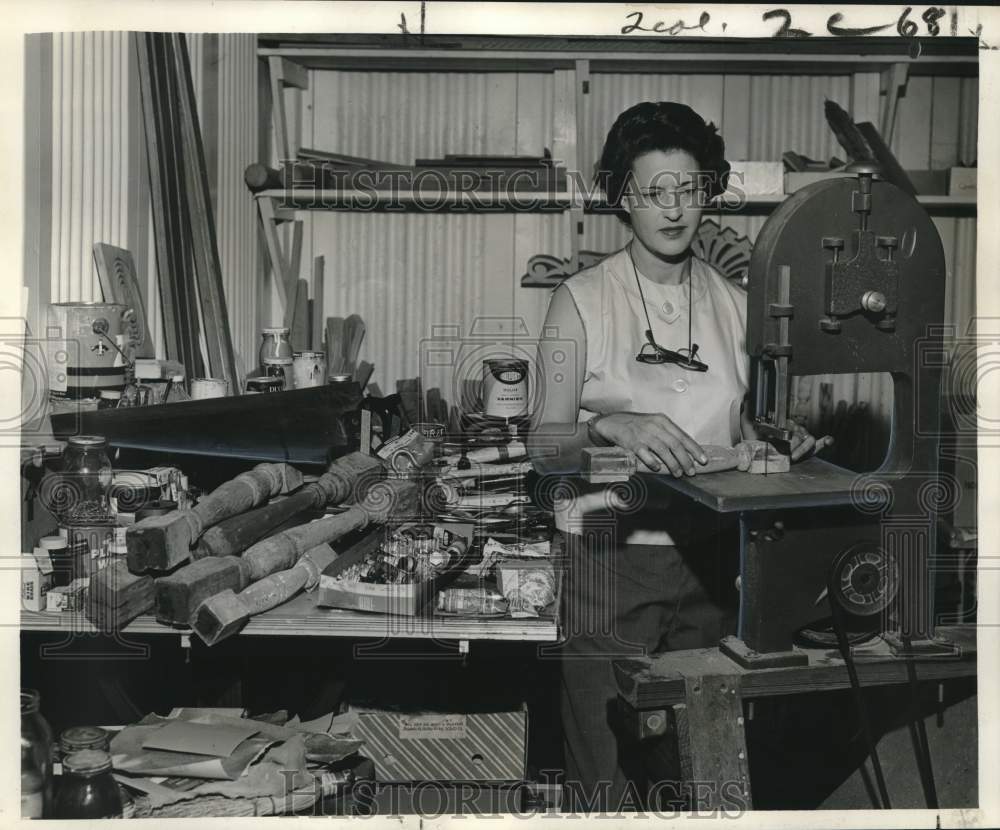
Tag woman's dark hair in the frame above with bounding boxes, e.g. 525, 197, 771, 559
596, 101, 730, 226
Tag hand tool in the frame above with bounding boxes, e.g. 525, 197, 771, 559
188, 479, 418, 640
126, 463, 303, 572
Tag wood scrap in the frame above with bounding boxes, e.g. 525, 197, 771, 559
326, 317, 345, 375
343, 314, 366, 377
823, 100, 916, 195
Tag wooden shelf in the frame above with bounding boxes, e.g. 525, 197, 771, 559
255, 189, 976, 216
258, 35, 978, 76
21, 590, 559, 643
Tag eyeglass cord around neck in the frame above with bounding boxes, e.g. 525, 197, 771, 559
627, 242, 696, 363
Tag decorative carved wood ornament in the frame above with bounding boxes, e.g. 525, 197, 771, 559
520, 219, 754, 289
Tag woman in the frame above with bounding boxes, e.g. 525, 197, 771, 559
527, 102, 824, 811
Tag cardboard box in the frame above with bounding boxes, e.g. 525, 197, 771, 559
949, 166, 977, 197
21, 550, 54, 612
318, 530, 431, 615
784, 171, 847, 193
318, 523, 474, 616
906, 169, 948, 196
349, 704, 528, 783
727, 161, 784, 196
46, 577, 89, 612
366, 781, 527, 815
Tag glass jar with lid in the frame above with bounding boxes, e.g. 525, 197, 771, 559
52, 750, 123, 819
59, 726, 110, 758
61, 436, 113, 524
21, 689, 53, 818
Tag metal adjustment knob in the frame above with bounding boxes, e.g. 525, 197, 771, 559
861, 291, 887, 313
876, 236, 898, 262
845, 161, 882, 179
822, 237, 845, 250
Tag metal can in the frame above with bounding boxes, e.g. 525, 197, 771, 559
246, 376, 284, 394
189, 378, 229, 399
483, 359, 529, 419
292, 351, 327, 389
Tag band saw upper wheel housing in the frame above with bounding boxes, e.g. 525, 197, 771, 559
746, 176, 946, 377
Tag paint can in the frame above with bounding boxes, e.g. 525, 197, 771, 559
190, 378, 229, 399
246, 376, 284, 394
46, 303, 129, 399
292, 351, 327, 389
482, 360, 529, 419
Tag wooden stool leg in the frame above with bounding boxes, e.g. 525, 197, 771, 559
674, 674, 752, 812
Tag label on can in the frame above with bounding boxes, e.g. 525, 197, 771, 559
483, 360, 529, 419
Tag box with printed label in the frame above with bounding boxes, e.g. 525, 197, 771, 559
348, 704, 528, 783
21, 550, 54, 612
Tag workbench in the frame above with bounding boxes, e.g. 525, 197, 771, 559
613, 625, 976, 810
21, 592, 558, 648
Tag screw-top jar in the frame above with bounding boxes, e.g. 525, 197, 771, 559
53, 750, 123, 819
59, 726, 110, 756
21, 689, 53, 818
61, 436, 113, 524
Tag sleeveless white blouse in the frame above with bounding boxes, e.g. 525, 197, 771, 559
556, 247, 750, 545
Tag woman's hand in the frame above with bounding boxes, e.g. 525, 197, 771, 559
591, 412, 707, 477
789, 422, 834, 462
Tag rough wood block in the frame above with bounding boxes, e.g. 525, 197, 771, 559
154, 557, 247, 626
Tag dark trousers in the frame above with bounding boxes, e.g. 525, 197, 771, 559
558, 526, 738, 812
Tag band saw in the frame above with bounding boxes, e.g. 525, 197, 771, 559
649, 163, 953, 667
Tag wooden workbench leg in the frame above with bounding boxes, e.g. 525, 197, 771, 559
673, 674, 752, 813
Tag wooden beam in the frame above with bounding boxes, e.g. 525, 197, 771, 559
614, 627, 977, 710
268, 55, 292, 162
879, 62, 910, 148
674, 674, 751, 811
175, 34, 240, 392
279, 57, 309, 90
257, 196, 292, 312
311, 256, 325, 352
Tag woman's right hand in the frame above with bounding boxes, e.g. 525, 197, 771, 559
591, 412, 708, 477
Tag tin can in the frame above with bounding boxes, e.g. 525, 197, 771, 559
292, 351, 327, 389
190, 378, 229, 399
246, 376, 284, 394
483, 359, 529, 419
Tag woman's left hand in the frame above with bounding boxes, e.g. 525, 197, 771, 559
789, 422, 834, 462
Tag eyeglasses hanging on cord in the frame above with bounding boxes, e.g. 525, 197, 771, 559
628, 243, 709, 373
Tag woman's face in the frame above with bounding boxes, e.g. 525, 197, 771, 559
623, 149, 705, 259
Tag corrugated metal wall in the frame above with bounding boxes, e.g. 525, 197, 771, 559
297, 70, 567, 400
35, 32, 259, 374
49, 32, 137, 305
288, 68, 976, 447
210, 34, 261, 371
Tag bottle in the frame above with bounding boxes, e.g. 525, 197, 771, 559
53, 750, 123, 819
61, 435, 113, 524
21, 689, 53, 818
